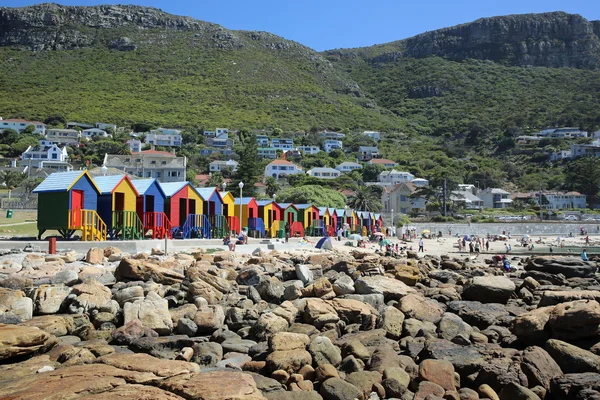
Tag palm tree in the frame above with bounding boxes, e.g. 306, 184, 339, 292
347, 186, 382, 212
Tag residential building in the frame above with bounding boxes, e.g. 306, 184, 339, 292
297, 145, 320, 155
199, 148, 235, 157
379, 170, 415, 185
335, 161, 362, 172
368, 158, 398, 168
307, 167, 341, 179
543, 127, 588, 138
550, 150, 572, 162
570, 141, 600, 159
95, 122, 117, 131
383, 182, 426, 215
205, 137, 234, 149
19, 139, 71, 171
256, 135, 270, 147
103, 149, 187, 182
358, 146, 380, 161
0, 118, 46, 134
264, 159, 302, 179
203, 130, 216, 137
479, 188, 513, 209
209, 159, 239, 172
411, 178, 429, 187
258, 147, 278, 159
272, 138, 294, 151
127, 139, 142, 153
451, 190, 484, 210
363, 131, 381, 141
321, 131, 346, 140
323, 140, 343, 153
81, 128, 109, 140
145, 128, 182, 147
66, 122, 94, 130
539, 191, 587, 210
46, 129, 80, 145
216, 128, 229, 137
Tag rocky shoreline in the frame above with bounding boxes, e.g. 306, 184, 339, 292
1, 246, 600, 399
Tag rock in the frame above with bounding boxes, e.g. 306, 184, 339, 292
320, 377, 364, 400
345, 371, 382, 398
463, 276, 516, 304
539, 290, 600, 307
124, 297, 173, 335
332, 274, 355, 296
398, 294, 444, 324
85, 247, 104, 264
176, 317, 198, 336
354, 276, 415, 301
479, 384, 500, 400
458, 388, 479, 400
270, 332, 310, 352
21, 315, 79, 337
251, 313, 289, 342
111, 319, 153, 345
419, 359, 456, 391
378, 305, 404, 339
266, 349, 312, 374
31, 285, 71, 315
52, 270, 79, 286
158, 370, 266, 400
511, 306, 553, 341
438, 312, 472, 341
448, 301, 510, 329
188, 280, 223, 304
548, 300, 600, 341
315, 363, 340, 381
193, 342, 223, 366
549, 373, 600, 400
257, 277, 285, 303
521, 346, 563, 389
498, 382, 540, 399
421, 339, 486, 376
308, 336, 342, 367
545, 339, 600, 373
114, 286, 145, 306
115, 259, 184, 285
414, 381, 445, 400
272, 301, 298, 325
330, 298, 378, 329
302, 298, 339, 329
71, 280, 112, 311
0, 287, 32, 321
0, 324, 57, 361
193, 305, 225, 334
526, 256, 597, 278
296, 265, 314, 284
394, 264, 421, 286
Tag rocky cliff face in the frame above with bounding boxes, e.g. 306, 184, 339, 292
329, 12, 600, 70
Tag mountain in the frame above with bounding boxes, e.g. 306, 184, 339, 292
0, 3, 400, 131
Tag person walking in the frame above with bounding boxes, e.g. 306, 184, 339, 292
485, 240, 490, 251
418, 238, 424, 252
285, 222, 290, 243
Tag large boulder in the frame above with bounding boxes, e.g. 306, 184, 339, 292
115, 259, 184, 285
0, 287, 33, 322
30, 285, 71, 315
71, 280, 112, 311
320, 377, 363, 400
525, 256, 597, 278
378, 305, 404, 339
85, 247, 104, 264
418, 359, 456, 391
448, 301, 510, 329
539, 290, 600, 307
354, 276, 415, 301
398, 294, 444, 324
548, 300, 600, 341
0, 324, 57, 361
545, 339, 600, 373
549, 373, 600, 400
193, 305, 225, 334
511, 306, 553, 341
329, 298, 378, 329
158, 370, 266, 400
521, 346, 563, 390
123, 295, 173, 335
302, 298, 339, 329
462, 276, 516, 304
438, 312, 473, 341
308, 336, 342, 367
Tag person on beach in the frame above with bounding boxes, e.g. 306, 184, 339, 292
418, 238, 424, 252
285, 222, 290, 243
582, 249, 589, 262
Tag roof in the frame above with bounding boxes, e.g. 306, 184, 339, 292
159, 181, 189, 197
451, 190, 483, 203
2, 118, 45, 125
337, 162, 361, 167
308, 167, 339, 173
93, 175, 130, 194
131, 179, 166, 197
133, 150, 176, 157
234, 197, 256, 205
256, 200, 274, 206
359, 146, 379, 151
196, 187, 222, 201
277, 203, 298, 210
267, 159, 298, 166
33, 170, 100, 193
369, 158, 397, 165
294, 203, 316, 210
483, 188, 510, 194
318, 207, 329, 214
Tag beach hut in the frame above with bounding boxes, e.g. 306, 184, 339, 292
318, 207, 331, 236
328, 208, 338, 235
196, 187, 228, 238
233, 197, 258, 233
221, 191, 239, 235
334, 209, 346, 230
357, 211, 373, 237
93, 175, 142, 240
277, 203, 303, 237
295, 204, 320, 230
131, 179, 170, 239
160, 182, 207, 238
256, 200, 283, 238
33, 170, 106, 241
374, 213, 383, 232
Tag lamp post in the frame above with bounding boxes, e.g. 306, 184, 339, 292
222, 182, 226, 193
391, 208, 394, 236
239, 182, 244, 233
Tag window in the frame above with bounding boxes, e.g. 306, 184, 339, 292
156, 172, 161, 178
161, 161, 167, 165
151, 160, 156, 164
51, 153, 57, 159
125, 158, 130, 162
146, 172, 152, 177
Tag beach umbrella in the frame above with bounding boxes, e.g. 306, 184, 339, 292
373, 232, 385, 237
348, 234, 362, 241
523, 235, 530, 239
380, 239, 392, 246
422, 229, 431, 234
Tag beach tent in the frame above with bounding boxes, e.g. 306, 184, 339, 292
33, 170, 105, 241
316, 236, 333, 250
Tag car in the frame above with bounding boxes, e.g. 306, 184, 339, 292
565, 215, 578, 221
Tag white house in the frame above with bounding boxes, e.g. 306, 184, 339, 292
336, 161, 362, 172
205, 137, 233, 149
570, 141, 600, 159
383, 182, 426, 215
104, 149, 187, 182
46, 129, 80, 145
479, 188, 513, 209
540, 191, 587, 210
451, 190, 484, 210
410, 178, 429, 187
209, 159, 239, 172
297, 145, 320, 155
216, 128, 229, 137
272, 138, 294, 151
82, 128, 109, 140
363, 131, 381, 141
321, 131, 346, 140
358, 146, 380, 161
256, 135, 270, 147
145, 128, 182, 147
551, 150, 572, 162
378, 170, 415, 185
368, 158, 398, 168
323, 140, 343, 153
264, 159, 302, 179
95, 122, 117, 131
127, 139, 142, 153
20, 139, 70, 171
307, 167, 341, 179
0, 118, 46, 134
258, 147, 278, 159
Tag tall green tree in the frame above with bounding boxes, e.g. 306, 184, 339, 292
265, 176, 280, 197
566, 156, 600, 209
346, 186, 383, 212
233, 132, 260, 196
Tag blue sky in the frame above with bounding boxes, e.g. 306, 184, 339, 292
4, 0, 600, 50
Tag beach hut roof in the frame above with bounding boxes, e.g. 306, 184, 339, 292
131, 179, 166, 197
277, 203, 298, 210
234, 197, 255, 205
294, 203, 315, 210
196, 187, 221, 201
159, 181, 189, 197
317, 207, 329, 214
256, 200, 273, 206
93, 175, 139, 196
33, 170, 100, 193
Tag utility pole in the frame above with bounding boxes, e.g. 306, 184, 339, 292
443, 178, 447, 217
539, 182, 543, 221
